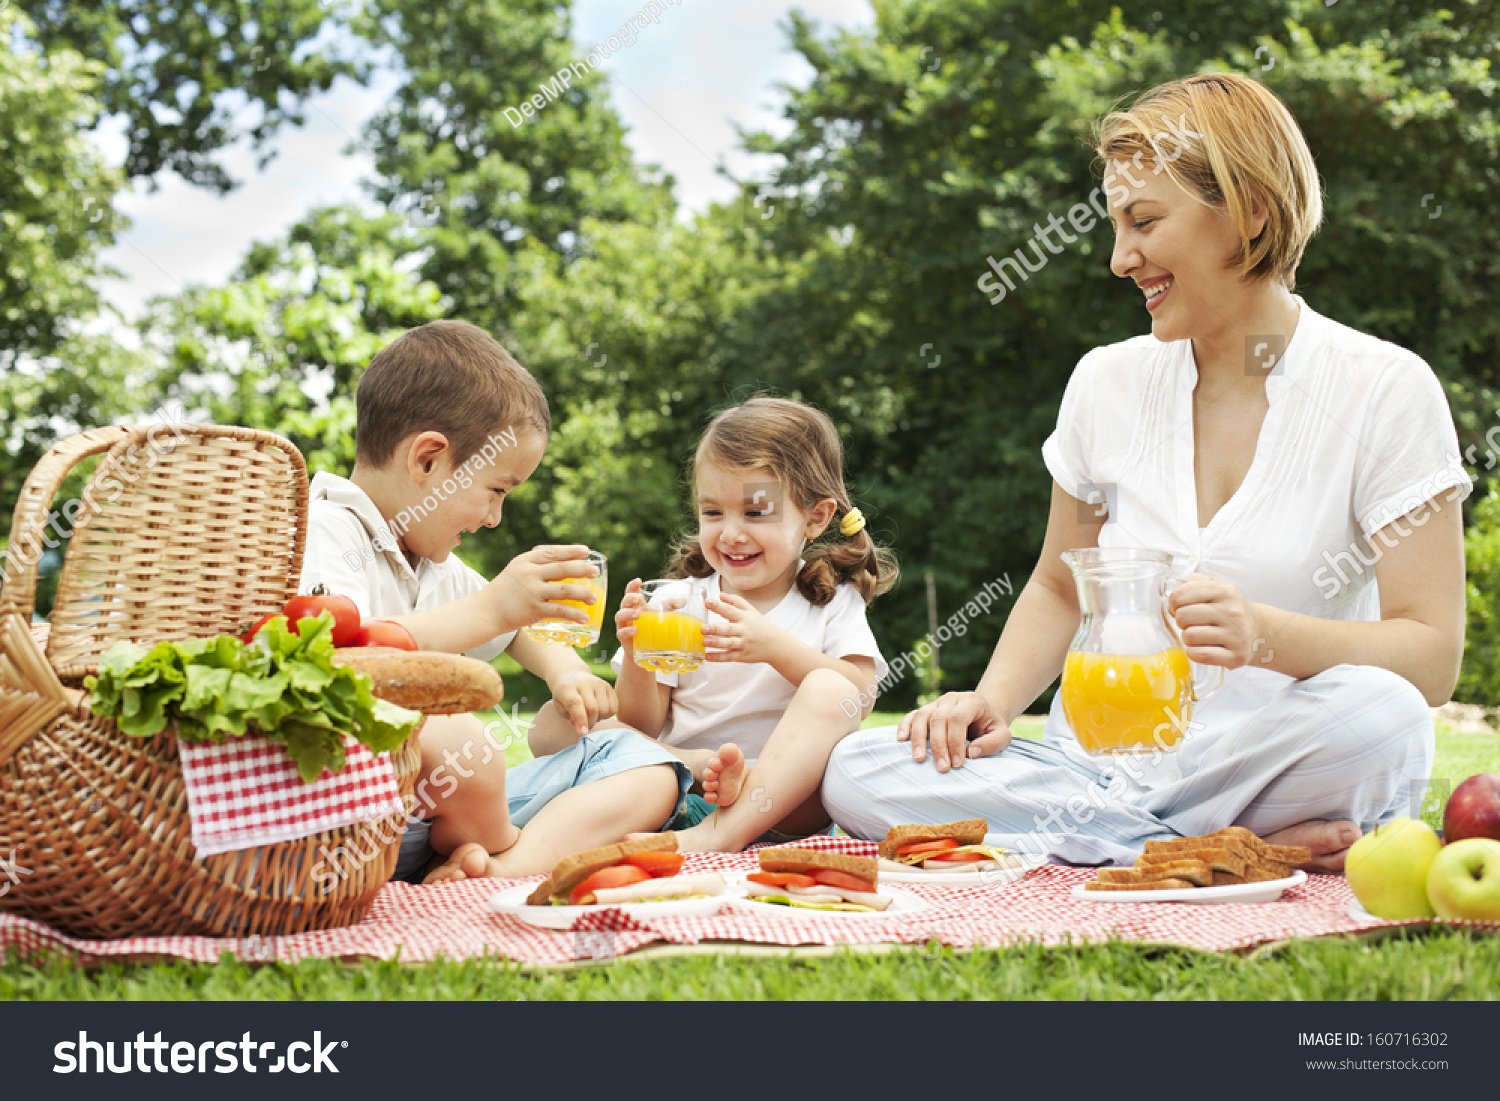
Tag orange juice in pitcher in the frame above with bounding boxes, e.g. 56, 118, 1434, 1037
1058, 549, 1222, 756
1061, 647, 1194, 754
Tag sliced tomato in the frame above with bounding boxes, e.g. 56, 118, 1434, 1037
568, 865, 652, 905
352, 619, 419, 651
926, 850, 989, 863
813, 869, 877, 893
895, 838, 960, 857
747, 872, 818, 890
621, 851, 685, 877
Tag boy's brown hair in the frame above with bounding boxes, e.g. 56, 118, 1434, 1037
665, 397, 899, 606
355, 319, 551, 468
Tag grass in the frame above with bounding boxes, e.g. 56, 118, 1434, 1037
3, 719, 1496, 1001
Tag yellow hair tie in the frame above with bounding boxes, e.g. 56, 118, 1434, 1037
839, 507, 866, 537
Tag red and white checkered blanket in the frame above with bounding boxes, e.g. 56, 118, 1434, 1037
178, 734, 403, 857
5, 836, 1494, 964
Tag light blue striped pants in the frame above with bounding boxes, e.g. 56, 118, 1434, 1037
823, 665, 1435, 865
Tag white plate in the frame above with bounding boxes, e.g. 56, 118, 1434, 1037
876, 853, 1047, 886
1071, 869, 1306, 905
488, 882, 731, 930
725, 874, 929, 919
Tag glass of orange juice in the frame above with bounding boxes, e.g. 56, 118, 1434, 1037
1058, 548, 1223, 755
633, 579, 707, 674
525, 551, 607, 647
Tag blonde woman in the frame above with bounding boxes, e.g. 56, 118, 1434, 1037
825, 73, 1470, 873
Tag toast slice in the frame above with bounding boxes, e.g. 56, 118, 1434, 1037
1085, 877, 1196, 892
1242, 861, 1295, 883
1136, 847, 1248, 878
526, 833, 678, 906
1096, 859, 1214, 887
879, 819, 988, 859
758, 847, 879, 884
1211, 871, 1246, 886
1143, 835, 1258, 864
1208, 826, 1311, 866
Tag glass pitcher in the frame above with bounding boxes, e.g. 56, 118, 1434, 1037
1059, 548, 1223, 756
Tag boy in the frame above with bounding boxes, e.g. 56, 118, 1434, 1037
301, 319, 690, 884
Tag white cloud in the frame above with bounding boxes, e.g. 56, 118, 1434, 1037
95, 1, 874, 321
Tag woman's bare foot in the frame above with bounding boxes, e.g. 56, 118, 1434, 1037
422, 841, 499, 884
1263, 818, 1362, 874
702, 743, 747, 809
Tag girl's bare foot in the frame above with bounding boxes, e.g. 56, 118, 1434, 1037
1263, 818, 1362, 873
702, 743, 747, 809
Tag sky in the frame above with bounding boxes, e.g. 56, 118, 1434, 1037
95, 0, 873, 320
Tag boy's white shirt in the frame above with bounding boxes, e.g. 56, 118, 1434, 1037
300, 471, 515, 662
610, 570, 889, 765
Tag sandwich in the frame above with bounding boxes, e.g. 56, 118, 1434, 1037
745, 848, 892, 912
525, 833, 727, 906
879, 819, 1016, 871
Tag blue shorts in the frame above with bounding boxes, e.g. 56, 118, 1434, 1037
391, 727, 693, 882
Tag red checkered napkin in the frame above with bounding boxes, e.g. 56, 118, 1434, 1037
177, 733, 404, 857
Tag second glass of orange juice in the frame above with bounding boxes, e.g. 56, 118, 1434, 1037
525, 551, 607, 647
633, 580, 707, 673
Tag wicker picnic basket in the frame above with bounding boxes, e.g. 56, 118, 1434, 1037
0, 424, 434, 939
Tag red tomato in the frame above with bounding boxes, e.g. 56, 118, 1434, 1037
813, 869, 877, 893
926, 850, 989, 863
621, 852, 685, 877
569, 865, 652, 905
747, 872, 818, 890
284, 586, 361, 646
896, 838, 960, 857
239, 613, 279, 644
352, 619, 418, 651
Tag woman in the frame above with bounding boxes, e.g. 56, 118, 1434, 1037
823, 73, 1470, 873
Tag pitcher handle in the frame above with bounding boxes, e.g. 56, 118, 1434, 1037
1190, 661, 1225, 705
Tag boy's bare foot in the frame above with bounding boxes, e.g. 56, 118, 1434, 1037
702, 743, 747, 809
1262, 818, 1362, 874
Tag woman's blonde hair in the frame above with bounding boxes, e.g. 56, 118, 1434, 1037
1094, 72, 1323, 289
665, 397, 899, 606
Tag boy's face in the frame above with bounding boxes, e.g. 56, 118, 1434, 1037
399, 428, 546, 563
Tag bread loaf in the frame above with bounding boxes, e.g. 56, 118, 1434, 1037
330, 647, 503, 714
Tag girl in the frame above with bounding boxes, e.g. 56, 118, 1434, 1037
604, 397, 899, 851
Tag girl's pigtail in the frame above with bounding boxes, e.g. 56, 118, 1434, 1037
664, 534, 716, 580
795, 513, 900, 606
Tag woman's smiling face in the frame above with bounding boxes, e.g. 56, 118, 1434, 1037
1107, 159, 1263, 344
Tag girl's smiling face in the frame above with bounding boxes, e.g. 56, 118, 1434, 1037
695, 463, 835, 602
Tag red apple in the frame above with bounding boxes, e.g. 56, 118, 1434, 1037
1443, 773, 1500, 844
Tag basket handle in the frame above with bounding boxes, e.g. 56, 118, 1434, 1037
0, 426, 133, 621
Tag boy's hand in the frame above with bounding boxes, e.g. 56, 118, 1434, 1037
702, 593, 784, 664
488, 545, 599, 635
613, 578, 645, 653
550, 670, 617, 737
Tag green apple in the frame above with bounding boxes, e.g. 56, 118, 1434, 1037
1345, 817, 1442, 919
1426, 838, 1500, 922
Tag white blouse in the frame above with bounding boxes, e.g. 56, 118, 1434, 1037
1040, 298, 1471, 775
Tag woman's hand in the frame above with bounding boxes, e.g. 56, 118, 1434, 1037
614, 578, 645, 652
896, 692, 1012, 772
702, 593, 785, 664
1167, 573, 1262, 668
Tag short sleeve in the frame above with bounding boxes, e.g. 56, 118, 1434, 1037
300, 501, 380, 617
1354, 358, 1473, 538
821, 585, 889, 682
443, 554, 516, 663
1040, 349, 1101, 496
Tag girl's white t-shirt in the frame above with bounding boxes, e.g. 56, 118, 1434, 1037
609, 572, 889, 764
1040, 297, 1471, 783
